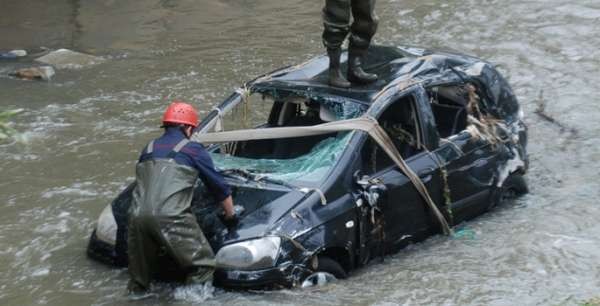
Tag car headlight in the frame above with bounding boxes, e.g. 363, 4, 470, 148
96, 204, 117, 245
216, 236, 281, 270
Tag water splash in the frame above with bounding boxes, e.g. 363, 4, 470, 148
172, 282, 215, 303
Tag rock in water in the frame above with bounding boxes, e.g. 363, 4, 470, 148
10, 50, 27, 57
35, 49, 104, 69
0, 50, 27, 59
10, 66, 55, 81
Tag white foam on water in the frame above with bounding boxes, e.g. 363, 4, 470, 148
42, 187, 99, 199
80, 91, 160, 106
34, 219, 69, 234
172, 282, 215, 303
40, 253, 51, 262
31, 267, 50, 277
41, 182, 112, 199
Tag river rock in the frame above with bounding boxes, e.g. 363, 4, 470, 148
35, 49, 104, 69
10, 66, 55, 81
0, 50, 27, 59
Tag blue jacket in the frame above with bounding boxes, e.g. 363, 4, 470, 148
138, 127, 231, 202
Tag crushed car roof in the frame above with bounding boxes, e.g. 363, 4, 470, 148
249, 45, 520, 122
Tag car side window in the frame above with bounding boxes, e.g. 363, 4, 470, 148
427, 84, 471, 139
361, 95, 423, 174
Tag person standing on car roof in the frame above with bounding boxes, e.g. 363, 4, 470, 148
127, 101, 236, 297
322, 0, 379, 88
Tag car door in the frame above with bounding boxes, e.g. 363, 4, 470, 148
360, 89, 445, 253
433, 131, 501, 223
376, 152, 444, 248
427, 82, 504, 223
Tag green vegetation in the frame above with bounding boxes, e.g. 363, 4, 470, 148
581, 297, 600, 306
0, 108, 23, 140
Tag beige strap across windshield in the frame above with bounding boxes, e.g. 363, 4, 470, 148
192, 116, 452, 235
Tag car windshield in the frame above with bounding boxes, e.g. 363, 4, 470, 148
210, 132, 353, 184
203, 90, 365, 186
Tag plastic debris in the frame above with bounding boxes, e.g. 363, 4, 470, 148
0, 50, 27, 59
452, 226, 476, 240
9, 66, 55, 81
35, 48, 104, 69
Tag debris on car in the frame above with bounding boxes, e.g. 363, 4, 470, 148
87, 45, 528, 288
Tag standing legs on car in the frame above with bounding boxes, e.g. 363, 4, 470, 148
322, 0, 379, 87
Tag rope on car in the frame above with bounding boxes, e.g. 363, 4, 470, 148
193, 116, 453, 235
299, 188, 327, 205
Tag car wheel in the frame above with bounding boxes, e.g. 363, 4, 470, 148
489, 173, 528, 209
301, 256, 347, 288
504, 173, 528, 195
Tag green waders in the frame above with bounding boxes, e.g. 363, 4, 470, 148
127, 139, 215, 292
322, 0, 379, 56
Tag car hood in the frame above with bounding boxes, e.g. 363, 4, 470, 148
193, 183, 310, 248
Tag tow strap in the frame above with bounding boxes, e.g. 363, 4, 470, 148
192, 116, 453, 235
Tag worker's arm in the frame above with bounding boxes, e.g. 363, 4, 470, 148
221, 195, 235, 219
186, 143, 235, 218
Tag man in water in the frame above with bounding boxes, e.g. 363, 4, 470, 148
322, 0, 379, 88
127, 101, 235, 297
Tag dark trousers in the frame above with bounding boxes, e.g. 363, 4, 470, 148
127, 213, 215, 290
322, 0, 378, 56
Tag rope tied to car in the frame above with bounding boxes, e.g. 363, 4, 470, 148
299, 187, 327, 205
192, 116, 453, 235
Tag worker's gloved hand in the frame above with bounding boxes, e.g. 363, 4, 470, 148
220, 205, 244, 229
232, 205, 245, 216
222, 214, 238, 229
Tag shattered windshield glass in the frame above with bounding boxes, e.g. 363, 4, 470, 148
250, 87, 369, 121
320, 100, 367, 120
202, 90, 363, 186
211, 132, 352, 184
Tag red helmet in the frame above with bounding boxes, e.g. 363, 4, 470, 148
162, 101, 199, 127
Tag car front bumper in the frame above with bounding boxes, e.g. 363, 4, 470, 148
214, 263, 310, 289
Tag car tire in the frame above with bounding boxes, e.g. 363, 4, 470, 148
489, 173, 528, 209
301, 256, 347, 287
504, 173, 528, 195
315, 256, 347, 279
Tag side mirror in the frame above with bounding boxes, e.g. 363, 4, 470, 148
354, 170, 387, 208
365, 183, 387, 208
353, 170, 370, 188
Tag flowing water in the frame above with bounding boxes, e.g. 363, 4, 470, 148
1, 0, 599, 305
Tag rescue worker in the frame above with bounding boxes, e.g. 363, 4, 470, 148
322, 0, 379, 88
127, 101, 235, 296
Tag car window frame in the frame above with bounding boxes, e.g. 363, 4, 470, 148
361, 86, 434, 176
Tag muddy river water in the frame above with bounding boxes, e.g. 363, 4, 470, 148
1, 0, 600, 305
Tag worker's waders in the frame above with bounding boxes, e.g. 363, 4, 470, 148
322, 0, 378, 55
127, 139, 215, 292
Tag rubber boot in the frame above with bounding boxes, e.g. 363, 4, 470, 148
127, 280, 157, 301
185, 267, 214, 286
347, 54, 378, 84
327, 49, 351, 88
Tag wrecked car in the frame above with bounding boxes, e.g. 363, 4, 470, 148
87, 45, 528, 288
